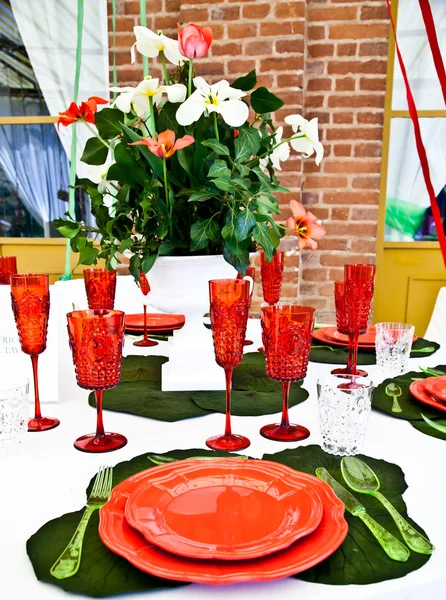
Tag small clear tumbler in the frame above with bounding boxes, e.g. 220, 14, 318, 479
317, 374, 374, 456
0, 375, 29, 457
375, 322, 415, 376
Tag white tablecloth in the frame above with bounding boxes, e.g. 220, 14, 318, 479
2, 321, 446, 600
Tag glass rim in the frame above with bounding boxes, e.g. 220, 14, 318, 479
375, 322, 415, 331
261, 302, 315, 312
0, 256, 17, 260
10, 273, 48, 280
0, 375, 28, 397
66, 309, 125, 319
83, 268, 116, 274
208, 278, 249, 285
317, 374, 374, 390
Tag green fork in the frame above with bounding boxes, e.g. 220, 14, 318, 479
50, 466, 113, 579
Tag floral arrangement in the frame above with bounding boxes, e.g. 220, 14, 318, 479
55, 23, 325, 277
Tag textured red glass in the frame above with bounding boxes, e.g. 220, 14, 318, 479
0, 256, 17, 284
206, 279, 251, 452
236, 266, 255, 346
10, 274, 59, 432
260, 251, 284, 305
334, 281, 348, 334
84, 268, 116, 310
67, 309, 127, 453
260, 304, 315, 442
134, 271, 157, 348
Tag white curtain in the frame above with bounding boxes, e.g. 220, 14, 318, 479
10, 0, 110, 179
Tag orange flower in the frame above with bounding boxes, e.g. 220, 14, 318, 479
57, 96, 108, 129
177, 23, 213, 59
286, 200, 326, 250
130, 130, 195, 159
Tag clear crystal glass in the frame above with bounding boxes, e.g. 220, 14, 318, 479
0, 375, 29, 457
317, 375, 374, 456
375, 322, 415, 376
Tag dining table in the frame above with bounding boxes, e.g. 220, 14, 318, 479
1, 317, 446, 600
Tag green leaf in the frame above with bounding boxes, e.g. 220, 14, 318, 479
94, 107, 124, 138
251, 87, 284, 114
118, 238, 133, 253
141, 252, 158, 274
234, 127, 261, 162
211, 178, 234, 192
156, 101, 180, 135
221, 222, 236, 241
128, 254, 141, 280
120, 123, 163, 178
190, 218, 220, 251
223, 241, 250, 274
232, 69, 257, 91
421, 413, 446, 433
256, 192, 281, 215
263, 446, 431, 585
234, 209, 256, 242
188, 189, 217, 203
80, 137, 108, 165
208, 159, 231, 180
201, 138, 230, 156
79, 243, 99, 265
52, 220, 80, 239
252, 222, 274, 260
252, 166, 271, 185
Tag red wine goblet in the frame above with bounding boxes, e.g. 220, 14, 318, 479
0, 256, 17, 284
84, 268, 116, 310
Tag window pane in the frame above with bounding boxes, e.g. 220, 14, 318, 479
385, 118, 446, 241
392, 0, 446, 110
0, 123, 90, 237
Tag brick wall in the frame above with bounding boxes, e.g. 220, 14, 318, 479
109, 0, 389, 321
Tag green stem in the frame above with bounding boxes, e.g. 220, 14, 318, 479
188, 59, 193, 96
82, 120, 112, 150
246, 133, 305, 167
160, 51, 171, 84
139, 0, 149, 77
148, 96, 157, 139
163, 158, 172, 235
213, 112, 220, 142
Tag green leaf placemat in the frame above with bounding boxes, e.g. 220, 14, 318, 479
372, 364, 446, 440
264, 445, 431, 585
89, 353, 308, 421
310, 337, 439, 364
27, 446, 432, 596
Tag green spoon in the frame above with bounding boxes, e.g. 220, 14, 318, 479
385, 383, 403, 413
341, 457, 434, 555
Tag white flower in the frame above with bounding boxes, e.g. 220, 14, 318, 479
176, 77, 249, 127
284, 114, 324, 165
110, 78, 187, 116
103, 193, 117, 217
131, 26, 186, 66
260, 126, 290, 172
84, 153, 116, 192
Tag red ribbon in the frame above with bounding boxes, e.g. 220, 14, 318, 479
418, 0, 446, 104
385, 0, 446, 266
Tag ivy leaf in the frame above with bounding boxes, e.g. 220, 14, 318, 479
94, 107, 124, 139
80, 137, 108, 165
201, 138, 230, 156
256, 192, 281, 215
52, 220, 80, 239
129, 254, 141, 280
234, 209, 256, 242
232, 69, 257, 91
190, 219, 220, 251
188, 189, 217, 203
223, 242, 250, 275
221, 222, 236, 241
251, 87, 284, 114
141, 252, 158, 274
252, 222, 274, 260
252, 166, 271, 185
208, 159, 231, 180
79, 243, 99, 266
235, 127, 261, 162
211, 178, 234, 192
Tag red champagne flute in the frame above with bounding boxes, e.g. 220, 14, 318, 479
10, 274, 60, 432
0, 256, 17, 284
236, 266, 255, 346
84, 268, 116, 310
206, 279, 251, 451
260, 251, 284, 304
260, 304, 315, 441
134, 271, 158, 347
67, 309, 127, 453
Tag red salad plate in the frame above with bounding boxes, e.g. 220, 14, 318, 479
323, 326, 376, 346
124, 313, 185, 332
99, 459, 348, 585
409, 379, 446, 412
313, 327, 374, 349
424, 376, 446, 402
125, 459, 323, 561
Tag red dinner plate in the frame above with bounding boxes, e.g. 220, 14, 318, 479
125, 459, 323, 561
313, 328, 374, 349
99, 460, 347, 585
424, 376, 446, 402
124, 313, 185, 331
323, 326, 376, 346
409, 379, 446, 412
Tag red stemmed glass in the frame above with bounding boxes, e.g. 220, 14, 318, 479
206, 279, 251, 451
260, 251, 284, 304
0, 256, 17, 284
10, 274, 60, 432
331, 264, 376, 378
67, 309, 127, 453
134, 271, 158, 348
236, 266, 255, 346
84, 268, 116, 310
260, 304, 315, 442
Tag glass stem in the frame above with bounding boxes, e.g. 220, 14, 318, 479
95, 390, 105, 439
224, 368, 233, 437
346, 335, 354, 372
351, 331, 359, 376
31, 355, 41, 420
280, 381, 291, 428
143, 304, 148, 341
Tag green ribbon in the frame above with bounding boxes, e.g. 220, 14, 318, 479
111, 0, 117, 97
139, 0, 149, 76
61, 0, 84, 280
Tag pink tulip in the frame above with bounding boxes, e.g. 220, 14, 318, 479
285, 200, 326, 250
177, 23, 213, 59
129, 130, 195, 159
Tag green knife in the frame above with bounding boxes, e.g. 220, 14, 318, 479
315, 467, 410, 562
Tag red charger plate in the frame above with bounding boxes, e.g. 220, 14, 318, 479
99, 459, 348, 585
323, 326, 376, 346
313, 327, 374, 349
409, 379, 446, 412
125, 459, 323, 561
424, 376, 446, 402
124, 313, 185, 331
